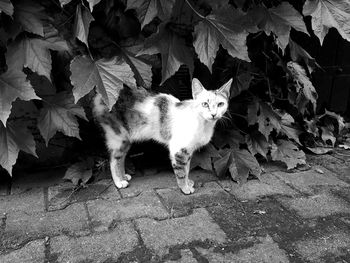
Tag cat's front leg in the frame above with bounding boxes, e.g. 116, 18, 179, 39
171, 148, 194, 195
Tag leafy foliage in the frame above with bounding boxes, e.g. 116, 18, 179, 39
0, 0, 349, 183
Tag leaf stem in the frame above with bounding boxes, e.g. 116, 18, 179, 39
184, 0, 205, 19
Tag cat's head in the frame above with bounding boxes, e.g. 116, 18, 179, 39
192, 78, 232, 121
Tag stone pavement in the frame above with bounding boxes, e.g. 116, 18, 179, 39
1, 153, 350, 263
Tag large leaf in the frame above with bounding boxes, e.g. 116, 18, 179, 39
123, 51, 153, 88
0, 0, 13, 16
87, 0, 102, 11
14, 0, 45, 36
191, 143, 220, 171
74, 4, 94, 48
279, 112, 302, 145
248, 100, 281, 140
193, 7, 250, 72
271, 139, 306, 170
289, 38, 319, 73
249, 2, 308, 51
287, 61, 318, 113
70, 55, 136, 109
126, 0, 176, 29
139, 23, 193, 84
7, 37, 69, 81
303, 0, 350, 44
246, 131, 269, 159
0, 48, 40, 125
37, 92, 87, 145
0, 121, 37, 175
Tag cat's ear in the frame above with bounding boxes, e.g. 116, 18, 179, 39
217, 78, 232, 98
192, 78, 205, 99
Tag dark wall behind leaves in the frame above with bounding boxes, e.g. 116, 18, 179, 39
0, 0, 349, 183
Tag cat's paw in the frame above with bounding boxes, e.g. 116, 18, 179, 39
124, 174, 132, 181
180, 184, 195, 195
115, 180, 129, 189
188, 179, 194, 188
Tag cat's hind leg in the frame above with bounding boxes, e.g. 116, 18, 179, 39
170, 147, 194, 195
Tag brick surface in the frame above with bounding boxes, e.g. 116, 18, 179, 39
0, 239, 45, 263
135, 208, 226, 256
0, 188, 44, 214
273, 169, 348, 194
157, 181, 233, 216
196, 235, 290, 263
218, 173, 298, 200
2, 203, 89, 249
50, 222, 138, 263
120, 170, 216, 198
278, 192, 350, 218
295, 231, 350, 263
87, 191, 168, 231
48, 179, 120, 211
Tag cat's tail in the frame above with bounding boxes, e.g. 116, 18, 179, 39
92, 93, 108, 118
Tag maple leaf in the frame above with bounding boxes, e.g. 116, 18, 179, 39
63, 159, 94, 186
303, 0, 350, 45
249, 2, 308, 51
271, 139, 306, 170
127, 0, 176, 29
246, 131, 269, 159
139, 23, 193, 84
123, 51, 153, 88
37, 92, 87, 145
191, 143, 220, 171
193, 6, 250, 72
14, 0, 46, 36
0, 48, 40, 125
87, 0, 102, 11
70, 55, 136, 109
74, 4, 94, 48
230, 148, 262, 184
320, 126, 336, 146
248, 100, 281, 140
289, 38, 319, 73
0, 0, 13, 16
212, 129, 245, 149
231, 72, 252, 98
320, 109, 346, 132
0, 121, 37, 175
7, 37, 69, 81
279, 112, 302, 145
287, 61, 318, 113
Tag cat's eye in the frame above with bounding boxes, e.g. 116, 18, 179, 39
218, 102, 225, 107
202, 102, 209, 108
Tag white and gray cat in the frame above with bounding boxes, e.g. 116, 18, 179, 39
93, 78, 232, 194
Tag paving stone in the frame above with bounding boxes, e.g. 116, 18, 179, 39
135, 208, 227, 257
165, 249, 197, 263
10, 168, 65, 194
295, 231, 350, 263
278, 192, 350, 218
87, 191, 168, 231
157, 181, 233, 216
0, 239, 45, 263
218, 173, 298, 200
273, 169, 348, 194
50, 221, 138, 263
0, 188, 44, 214
207, 200, 300, 240
120, 170, 216, 198
2, 203, 89, 249
196, 235, 290, 263
48, 179, 120, 211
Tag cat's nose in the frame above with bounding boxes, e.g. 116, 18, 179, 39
211, 113, 216, 118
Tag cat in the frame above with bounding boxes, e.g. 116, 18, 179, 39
93, 78, 232, 194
